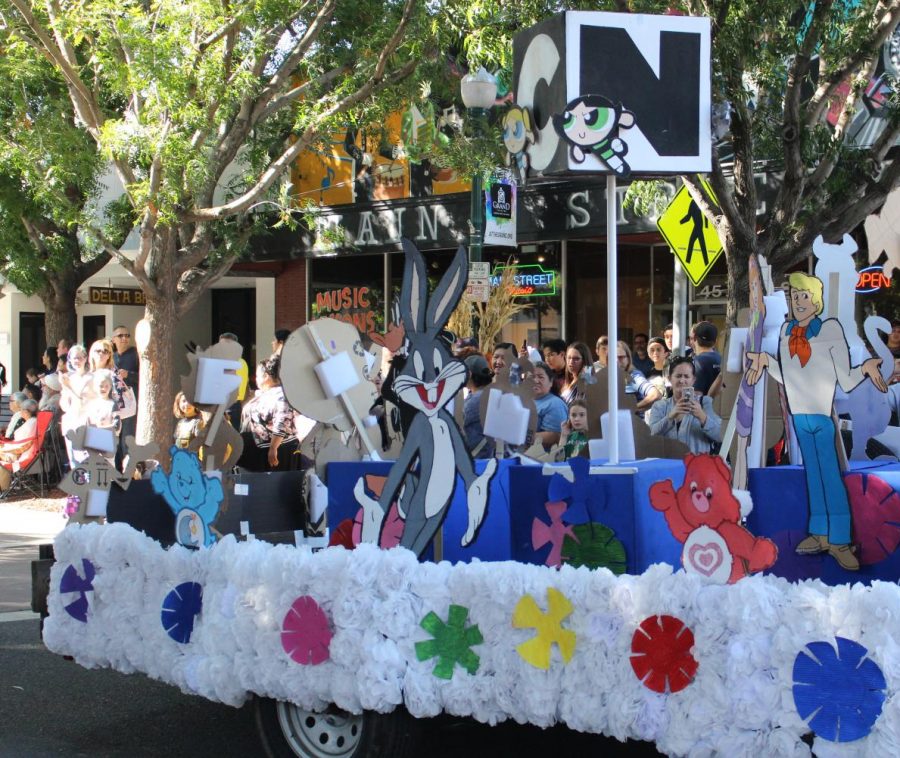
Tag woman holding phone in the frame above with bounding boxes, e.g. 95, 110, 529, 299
646, 356, 721, 454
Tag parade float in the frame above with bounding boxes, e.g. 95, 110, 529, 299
36, 11, 900, 758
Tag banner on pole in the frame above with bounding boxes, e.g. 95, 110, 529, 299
484, 178, 517, 247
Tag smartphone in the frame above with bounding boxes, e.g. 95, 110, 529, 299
682, 387, 695, 404
521, 339, 527, 351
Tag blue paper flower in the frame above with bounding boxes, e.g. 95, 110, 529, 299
59, 559, 96, 623
161, 582, 203, 644
547, 457, 605, 524
793, 637, 886, 742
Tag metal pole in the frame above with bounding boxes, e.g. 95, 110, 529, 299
606, 174, 619, 464
673, 262, 688, 353
467, 107, 488, 264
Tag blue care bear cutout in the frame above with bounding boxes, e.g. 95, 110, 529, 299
151, 447, 223, 548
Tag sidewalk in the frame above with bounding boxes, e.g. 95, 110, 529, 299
0, 500, 65, 616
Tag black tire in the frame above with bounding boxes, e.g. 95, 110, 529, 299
253, 697, 422, 758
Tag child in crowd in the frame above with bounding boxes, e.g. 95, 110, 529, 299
559, 399, 589, 459
173, 392, 205, 449
84, 370, 121, 433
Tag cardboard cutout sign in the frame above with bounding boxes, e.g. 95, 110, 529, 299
180, 338, 244, 472
353, 240, 497, 557
502, 105, 536, 183
583, 371, 689, 460
151, 447, 224, 548
62, 428, 158, 524
745, 265, 888, 571
649, 454, 777, 583
280, 318, 380, 457
479, 357, 538, 454
512, 11, 711, 176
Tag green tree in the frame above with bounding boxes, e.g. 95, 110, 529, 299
443, 0, 900, 322
0, 51, 116, 347
3, 0, 434, 448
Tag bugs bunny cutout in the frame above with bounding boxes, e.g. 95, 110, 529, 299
355, 240, 497, 556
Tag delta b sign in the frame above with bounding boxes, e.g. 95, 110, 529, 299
512, 11, 711, 176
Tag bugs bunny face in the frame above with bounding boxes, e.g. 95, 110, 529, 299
392, 241, 468, 418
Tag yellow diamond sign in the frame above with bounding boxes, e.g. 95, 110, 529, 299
657, 180, 723, 286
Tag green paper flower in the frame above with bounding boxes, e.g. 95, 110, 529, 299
415, 604, 483, 679
563, 523, 627, 574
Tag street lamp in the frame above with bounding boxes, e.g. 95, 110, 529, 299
460, 68, 497, 264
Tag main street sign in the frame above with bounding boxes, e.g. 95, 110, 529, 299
657, 180, 724, 286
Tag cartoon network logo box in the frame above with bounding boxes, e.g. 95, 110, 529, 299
513, 11, 711, 177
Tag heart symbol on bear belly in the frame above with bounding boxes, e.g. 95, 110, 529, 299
688, 543, 724, 576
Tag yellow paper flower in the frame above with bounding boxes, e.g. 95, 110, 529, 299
512, 587, 576, 669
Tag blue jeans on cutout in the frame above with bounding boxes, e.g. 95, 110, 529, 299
794, 413, 851, 545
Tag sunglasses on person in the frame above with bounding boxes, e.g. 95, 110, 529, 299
92, 348, 110, 354
113, 333, 130, 339
598, 340, 608, 346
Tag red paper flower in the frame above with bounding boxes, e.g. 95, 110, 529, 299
281, 596, 332, 665
630, 615, 698, 693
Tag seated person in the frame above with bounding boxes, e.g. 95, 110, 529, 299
646, 357, 722, 454
3, 392, 27, 440
0, 399, 39, 491
532, 361, 569, 449
38, 373, 62, 412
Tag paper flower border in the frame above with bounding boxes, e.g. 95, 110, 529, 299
43, 524, 900, 756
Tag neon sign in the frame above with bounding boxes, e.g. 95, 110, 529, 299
490, 264, 558, 297
856, 265, 892, 294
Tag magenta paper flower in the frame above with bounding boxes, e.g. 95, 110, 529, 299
281, 596, 332, 665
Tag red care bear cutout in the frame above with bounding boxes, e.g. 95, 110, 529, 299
649, 454, 777, 584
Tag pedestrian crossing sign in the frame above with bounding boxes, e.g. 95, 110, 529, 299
657, 180, 724, 286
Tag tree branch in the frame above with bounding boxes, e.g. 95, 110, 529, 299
188, 57, 419, 222
7, 0, 103, 136
804, 1, 900, 128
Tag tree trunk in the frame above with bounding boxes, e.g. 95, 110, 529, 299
43, 293, 78, 349
137, 293, 178, 452
723, 236, 752, 327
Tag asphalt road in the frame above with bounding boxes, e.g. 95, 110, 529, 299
0, 616, 662, 757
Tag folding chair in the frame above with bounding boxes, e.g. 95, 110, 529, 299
0, 410, 53, 500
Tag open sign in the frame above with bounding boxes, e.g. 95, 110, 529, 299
856, 266, 892, 294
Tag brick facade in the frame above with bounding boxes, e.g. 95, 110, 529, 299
275, 259, 308, 329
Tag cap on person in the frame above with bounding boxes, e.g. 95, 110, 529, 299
465, 354, 493, 383
691, 321, 718, 347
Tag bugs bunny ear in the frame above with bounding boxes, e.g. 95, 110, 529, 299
427, 245, 468, 334
400, 239, 428, 333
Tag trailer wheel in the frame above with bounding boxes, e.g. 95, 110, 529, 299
253, 697, 421, 758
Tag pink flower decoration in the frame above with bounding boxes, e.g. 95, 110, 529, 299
630, 614, 698, 693
281, 596, 332, 665
532, 501, 577, 568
